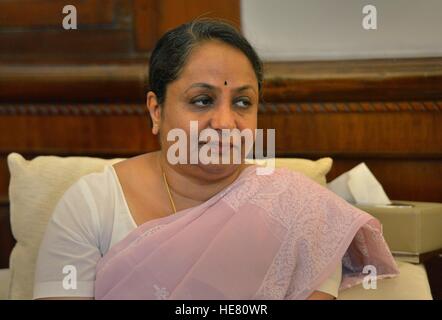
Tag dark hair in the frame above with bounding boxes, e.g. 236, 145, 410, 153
148, 18, 263, 107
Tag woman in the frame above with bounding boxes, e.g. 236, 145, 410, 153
34, 18, 399, 300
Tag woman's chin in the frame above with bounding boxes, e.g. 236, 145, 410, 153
196, 162, 241, 180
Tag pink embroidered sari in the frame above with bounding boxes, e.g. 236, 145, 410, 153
94, 165, 399, 300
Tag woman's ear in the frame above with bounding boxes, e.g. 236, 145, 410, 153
146, 91, 162, 135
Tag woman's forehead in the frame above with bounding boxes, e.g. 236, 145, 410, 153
177, 41, 258, 85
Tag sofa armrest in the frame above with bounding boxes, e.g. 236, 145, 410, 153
338, 259, 432, 300
355, 200, 442, 263
0, 268, 10, 300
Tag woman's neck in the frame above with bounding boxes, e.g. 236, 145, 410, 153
155, 151, 245, 209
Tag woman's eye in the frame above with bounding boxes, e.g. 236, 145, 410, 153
191, 96, 213, 107
234, 98, 251, 108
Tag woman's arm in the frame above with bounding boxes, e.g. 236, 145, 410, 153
33, 179, 103, 300
306, 261, 342, 300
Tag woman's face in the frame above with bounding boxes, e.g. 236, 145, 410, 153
148, 40, 259, 181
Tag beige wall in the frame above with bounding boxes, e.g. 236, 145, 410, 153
241, 0, 442, 61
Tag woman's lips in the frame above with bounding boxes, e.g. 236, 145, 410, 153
198, 141, 235, 151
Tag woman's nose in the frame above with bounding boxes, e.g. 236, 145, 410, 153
209, 101, 236, 130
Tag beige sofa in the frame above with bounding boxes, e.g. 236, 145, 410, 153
0, 152, 434, 300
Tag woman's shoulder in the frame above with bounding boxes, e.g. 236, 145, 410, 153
51, 164, 117, 224
72, 164, 117, 200
110, 152, 158, 185
55, 160, 130, 224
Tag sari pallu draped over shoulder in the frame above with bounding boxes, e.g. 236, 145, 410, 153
94, 165, 399, 300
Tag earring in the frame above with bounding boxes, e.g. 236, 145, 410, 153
152, 123, 159, 134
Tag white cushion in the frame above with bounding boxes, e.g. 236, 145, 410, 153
275, 157, 332, 186
247, 157, 333, 186
7, 153, 124, 299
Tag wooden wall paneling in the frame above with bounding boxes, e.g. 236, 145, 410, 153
0, 156, 9, 204
3, 58, 442, 104
0, 30, 135, 58
263, 58, 442, 102
0, 107, 158, 157
257, 103, 442, 156
0, 0, 138, 61
0, 0, 241, 61
0, 64, 148, 103
157, 0, 241, 34
0, 155, 13, 269
0, 0, 116, 27
327, 158, 442, 203
0, 200, 15, 268
133, 0, 159, 52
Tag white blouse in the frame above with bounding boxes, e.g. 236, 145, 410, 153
33, 164, 341, 299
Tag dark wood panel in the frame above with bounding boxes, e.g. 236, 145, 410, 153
0, 157, 9, 206
258, 106, 442, 156
0, 201, 14, 269
133, 0, 159, 52
263, 58, 442, 102
0, 0, 137, 62
1, 102, 440, 157
0, 113, 159, 155
0, 0, 240, 62
326, 159, 442, 203
0, 0, 116, 27
0, 30, 134, 58
157, 0, 241, 34
0, 65, 148, 103
2, 58, 442, 103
